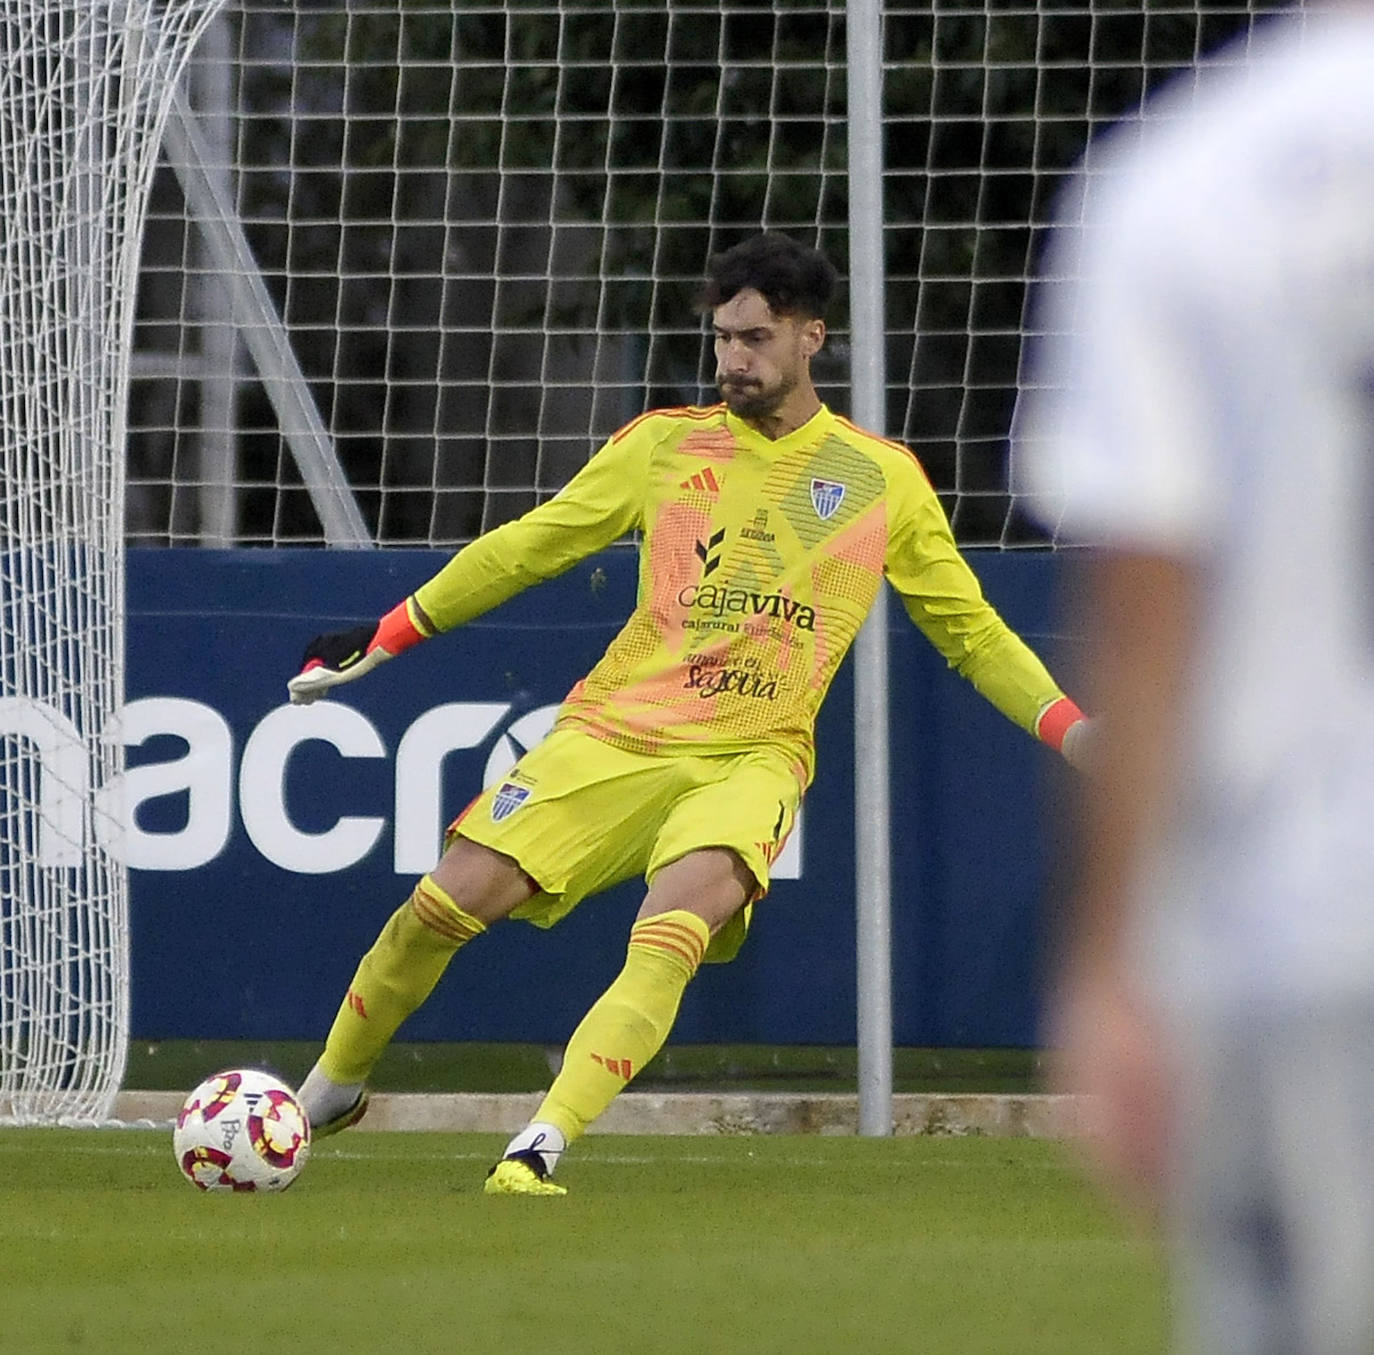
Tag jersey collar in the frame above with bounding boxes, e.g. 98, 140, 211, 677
723, 403, 835, 454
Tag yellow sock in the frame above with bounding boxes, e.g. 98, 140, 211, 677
320, 875, 485, 1085
534, 909, 710, 1143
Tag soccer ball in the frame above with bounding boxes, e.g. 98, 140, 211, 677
173, 1068, 311, 1193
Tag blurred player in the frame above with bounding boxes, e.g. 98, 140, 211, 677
1019, 6, 1374, 1352
289, 231, 1088, 1195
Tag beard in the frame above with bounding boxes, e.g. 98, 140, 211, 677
717, 371, 794, 419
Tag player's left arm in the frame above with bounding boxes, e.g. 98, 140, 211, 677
885, 469, 1090, 767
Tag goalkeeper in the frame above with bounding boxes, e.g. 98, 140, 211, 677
289, 232, 1088, 1196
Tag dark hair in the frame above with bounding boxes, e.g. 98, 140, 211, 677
699, 232, 838, 320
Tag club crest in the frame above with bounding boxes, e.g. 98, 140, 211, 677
810, 478, 846, 521
490, 782, 531, 822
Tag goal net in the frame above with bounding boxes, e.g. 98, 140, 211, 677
1, 1, 1296, 1120
131, 0, 1295, 550
0, 0, 227, 1123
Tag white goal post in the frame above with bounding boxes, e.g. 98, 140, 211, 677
0, 1, 228, 1124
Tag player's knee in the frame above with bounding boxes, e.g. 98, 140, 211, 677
429, 835, 537, 924
639, 847, 755, 934
404, 876, 487, 949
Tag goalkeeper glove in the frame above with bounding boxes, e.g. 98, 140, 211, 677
287, 599, 432, 705
1059, 716, 1095, 773
1036, 696, 1093, 771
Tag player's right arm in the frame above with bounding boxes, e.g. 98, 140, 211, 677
287, 426, 651, 704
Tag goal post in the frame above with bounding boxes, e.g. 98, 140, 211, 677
0, 0, 229, 1124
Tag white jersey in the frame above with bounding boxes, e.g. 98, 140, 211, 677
1019, 8, 1374, 1010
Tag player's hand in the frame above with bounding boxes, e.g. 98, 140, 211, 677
286, 598, 434, 705
1048, 960, 1172, 1225
287, 623, 392, 705
1060, 716, 1096, 773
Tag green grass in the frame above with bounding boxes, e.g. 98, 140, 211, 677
125, 1039, 1047, 1095
0, 1129, 1167, 1355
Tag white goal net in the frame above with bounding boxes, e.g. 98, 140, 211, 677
1, 0, 1297, 1120
130, 0, 1296, 550
0, 0, 227, 1123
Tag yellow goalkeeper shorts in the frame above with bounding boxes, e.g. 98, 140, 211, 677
444, 726, 801, 963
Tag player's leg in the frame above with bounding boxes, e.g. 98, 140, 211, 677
1171, 1016, 1294, 1355
489, 748, 799, 1195
1169, 1003, 1374, 1355
302, 727, 661, 1139
1268, 1004, 1374, 1355
486, 846, 752, 1196
297, 837, 535, 1135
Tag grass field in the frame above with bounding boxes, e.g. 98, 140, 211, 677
1, 1129, 1167, 1355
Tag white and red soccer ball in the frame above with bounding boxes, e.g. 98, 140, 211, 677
173, 1068, 311, 1192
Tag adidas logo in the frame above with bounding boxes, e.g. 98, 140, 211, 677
680, 466, 722, 493
590, 1053, 633, 1080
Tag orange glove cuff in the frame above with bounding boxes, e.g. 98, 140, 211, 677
370, 598, 432, 657
1034, 696, 1085, 753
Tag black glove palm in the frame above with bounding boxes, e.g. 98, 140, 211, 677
299, 624, 378, 675
288, 622, 390, 705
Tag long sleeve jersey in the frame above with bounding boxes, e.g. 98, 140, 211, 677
413, 402, 1070, 786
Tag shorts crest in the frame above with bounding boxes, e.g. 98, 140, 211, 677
491, 781, 531, 821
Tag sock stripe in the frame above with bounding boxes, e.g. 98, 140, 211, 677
633, 926, 706, 966
410, 877, 486, 946
633, 917, 708, 961
635, 915, 709, 950
630, 914, 708, 974
630, 935, 700, 972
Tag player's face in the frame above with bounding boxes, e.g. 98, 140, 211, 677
712, 289, 824, 420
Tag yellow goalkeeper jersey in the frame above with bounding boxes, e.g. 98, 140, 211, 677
413, 403, 1067, 784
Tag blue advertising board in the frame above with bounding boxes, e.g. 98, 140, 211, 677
122, 547, 1072, 1048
